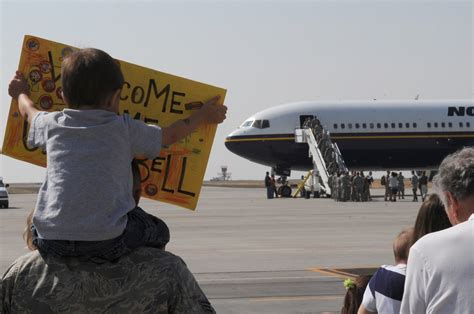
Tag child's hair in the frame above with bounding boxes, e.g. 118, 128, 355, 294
61, 48, 124, 108
393, 227, 414, 263
23, 209, 37, 251
341, 275, 372, 314
413, 193, 452, 244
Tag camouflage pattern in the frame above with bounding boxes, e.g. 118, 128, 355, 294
1, 247, 215, 313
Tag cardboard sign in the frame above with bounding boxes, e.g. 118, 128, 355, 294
2, 35, 226, 210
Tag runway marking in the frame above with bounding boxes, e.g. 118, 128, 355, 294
307, 267, 377, 279
250, 295, 344, 302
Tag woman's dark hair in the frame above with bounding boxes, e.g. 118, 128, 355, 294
341, 275, 372, 314
61, 48, 124, 108
413, 193, 452, 244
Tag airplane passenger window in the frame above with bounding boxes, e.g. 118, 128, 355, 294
334, 124, 338, 129
348, 123, 353, 129
341, 124, 345, 129
362, 123, 367, 128
413, 123, 417, 128
448, 122, 452, 128
377, 123, 381, 128
467, 122, 471, 128
369, 123, 374, 129
398, 123, 403, 128
262, 120, 270, 128
427, 123, 431, 128
391, 123, 396, 128
252, 120, 262, 128
459, 122, 464, 127
405, 123, 410, 128
434, 122, 438, 128
441, 122, 445, 128
355, 123, 360, 129
384, 123, 388, 128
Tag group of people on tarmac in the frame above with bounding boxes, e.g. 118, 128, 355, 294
328, 171, 373, 202
381, 170, 429, 202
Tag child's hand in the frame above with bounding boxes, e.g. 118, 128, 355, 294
201, 96, 227, 124
8, 71, 30, 100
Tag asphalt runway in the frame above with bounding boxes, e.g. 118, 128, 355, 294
0, 187, 422, 313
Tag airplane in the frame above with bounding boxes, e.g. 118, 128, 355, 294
225, 99, 474, 176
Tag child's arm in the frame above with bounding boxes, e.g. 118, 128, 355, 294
162, 95, 227, 146
8, 71, 40, 124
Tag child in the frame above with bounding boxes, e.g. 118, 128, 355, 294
8, 48, 227, 261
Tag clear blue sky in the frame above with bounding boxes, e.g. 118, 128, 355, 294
1, 1, 472, 182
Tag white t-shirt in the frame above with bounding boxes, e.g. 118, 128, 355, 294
401, 214, 474, 314
28, 110, 162, 241
361, 264, 406, 314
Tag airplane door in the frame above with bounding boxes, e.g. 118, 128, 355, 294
299, 115, 314, 128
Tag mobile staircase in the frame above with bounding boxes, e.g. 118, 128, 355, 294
294, 118, 348, 197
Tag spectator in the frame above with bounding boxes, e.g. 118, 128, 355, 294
401, 147, 474, 313
341, 275, 372, 314
271, 174, 279, 198
1, 162, 214, 313
412, 194, 451, 244
358, 228, 413, 314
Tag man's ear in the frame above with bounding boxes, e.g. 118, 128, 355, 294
445, 192, 460, 224
105, 90, 121, 107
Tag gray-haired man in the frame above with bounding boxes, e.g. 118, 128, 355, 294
401, 147, 474, 313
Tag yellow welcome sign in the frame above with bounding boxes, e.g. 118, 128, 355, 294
2, 35, 226, 210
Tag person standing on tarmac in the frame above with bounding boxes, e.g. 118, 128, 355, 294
419, 171, 429, 201
382, 171, 392, 201
411, 171, 419, 202
271, 174, 278, 198
398, 172, 405, 200
264, 172, 273, 199
389, 172, 399, 202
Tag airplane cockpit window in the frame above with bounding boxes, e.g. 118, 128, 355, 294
252, 120, 262, 128
262, 120, 270, 128
240, 120, 254, 128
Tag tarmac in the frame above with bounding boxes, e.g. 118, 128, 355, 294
0, 186, 422, 313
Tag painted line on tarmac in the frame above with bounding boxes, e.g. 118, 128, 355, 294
250, 295, 343, 302
307, 268, 356, 279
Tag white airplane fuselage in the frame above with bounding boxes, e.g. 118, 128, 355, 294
225, 100, 474, 175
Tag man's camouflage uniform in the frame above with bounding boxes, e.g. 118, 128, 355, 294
1, 247, 215, 313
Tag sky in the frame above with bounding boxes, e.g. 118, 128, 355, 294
0, 0, 472, 183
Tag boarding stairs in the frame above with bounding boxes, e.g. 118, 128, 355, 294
295, 118, 348, 196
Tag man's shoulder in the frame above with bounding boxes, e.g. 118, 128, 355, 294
413, 220, 472, 254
